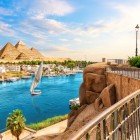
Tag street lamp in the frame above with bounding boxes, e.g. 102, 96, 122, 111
135, 24, 139, 56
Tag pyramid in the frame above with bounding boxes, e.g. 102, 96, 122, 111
30, 48, 44, 60
0, 41, 70, 62
16, 53, 30, 60
15, 40, 30, 53
0, 42, 20, 59
0, 41, 46, 61
2, 54, 13, 60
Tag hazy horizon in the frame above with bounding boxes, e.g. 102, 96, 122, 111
0, 0, 140, 61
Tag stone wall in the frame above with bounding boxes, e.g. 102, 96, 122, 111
106, 72, 140, 100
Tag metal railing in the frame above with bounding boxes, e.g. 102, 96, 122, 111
69, 89, 140, 140
107, 66, 140, 79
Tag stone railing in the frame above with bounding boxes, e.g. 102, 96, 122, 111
107, 66, 140, 79
69, 89, 140, 140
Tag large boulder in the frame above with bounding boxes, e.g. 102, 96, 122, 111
84, 73, 106, 93
100, 84, 116, 107
79, 85, 100, 105
94, 97, 104, 111
85, 91, 99, 104
67, 105, 87, 128
83, 62, 109, 78
79, 82, 86, 105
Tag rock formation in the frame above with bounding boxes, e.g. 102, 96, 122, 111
35, 62, 117, 140
52, 63, 117, 140
99, 84, 116, 107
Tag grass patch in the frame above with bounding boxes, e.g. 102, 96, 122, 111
28, 114, 68, 131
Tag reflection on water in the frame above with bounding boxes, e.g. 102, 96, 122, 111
0, 73, 82, 131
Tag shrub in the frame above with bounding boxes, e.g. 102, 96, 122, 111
70, 104, 80, 110
128, 56, 140, 68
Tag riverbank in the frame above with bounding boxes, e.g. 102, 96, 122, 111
0, 71, 82, 83
1, 117, 68, 140
1, 115, 68, 140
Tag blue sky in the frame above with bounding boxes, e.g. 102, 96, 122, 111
0, 0, 140, 61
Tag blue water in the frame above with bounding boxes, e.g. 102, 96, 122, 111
0, 73, 82, 131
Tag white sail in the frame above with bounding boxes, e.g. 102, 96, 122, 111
30, 62, 43, 94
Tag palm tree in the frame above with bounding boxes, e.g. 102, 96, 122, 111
6, 109, 26, 140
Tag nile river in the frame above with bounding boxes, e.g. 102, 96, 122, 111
0, 73, 82, 131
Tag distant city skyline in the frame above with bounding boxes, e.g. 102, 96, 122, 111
0, 0, 140, 61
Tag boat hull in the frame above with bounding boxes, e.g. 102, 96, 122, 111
31, 90, 41, 96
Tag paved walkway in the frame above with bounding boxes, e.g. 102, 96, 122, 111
1, 127, 35, 140
33, 120, 67, 138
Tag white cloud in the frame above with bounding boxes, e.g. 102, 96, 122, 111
39, 19, 68, 34
0, 21, 15, 36
59, 38, 69, 42
16, 18, 68, 40
28, 0, 74, 19
0, 7, 13, 15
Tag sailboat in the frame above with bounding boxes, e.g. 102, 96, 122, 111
30, 62, 43, 95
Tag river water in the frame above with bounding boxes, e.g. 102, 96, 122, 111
0, 73, 82, 131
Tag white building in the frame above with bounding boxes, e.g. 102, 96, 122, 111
0, 65, 6, 73
21, 65, 32, 71
31, 65, 39, 72
107, 59, 128, 65
6, 65, 21, 72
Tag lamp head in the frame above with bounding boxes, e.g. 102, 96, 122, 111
135, 24, 139, 31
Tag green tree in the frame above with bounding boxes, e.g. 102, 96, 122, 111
67, 62, 76, 70
6, 109, 26, 140
128, 56, 140, 68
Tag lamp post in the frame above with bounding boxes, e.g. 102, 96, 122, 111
135, 24, 139, 56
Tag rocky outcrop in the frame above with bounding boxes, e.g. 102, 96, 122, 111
79, 63, 109, 105
64, 63, 110, 129
36, 63, 117, 140
68, 63, 117, 130
100, 84, 116, 107
84, 73, 106, 92
94, 84, 116, 111
79, 83, 102, 106
83, 63, 108, 76
67, 105, 87, 128
79, 83, 86, 105
94, 97, 104, 111
85, 91, 99, 104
